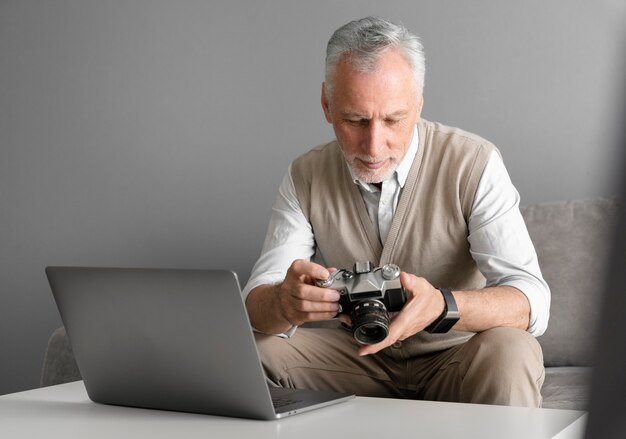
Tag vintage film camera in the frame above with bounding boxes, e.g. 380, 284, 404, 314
316, 261, 407, 345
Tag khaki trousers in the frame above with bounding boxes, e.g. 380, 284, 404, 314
255, 326, 544, 407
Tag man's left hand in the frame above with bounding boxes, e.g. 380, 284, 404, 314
357, 272, 446, 356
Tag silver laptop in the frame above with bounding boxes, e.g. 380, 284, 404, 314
45, 266, 354, 420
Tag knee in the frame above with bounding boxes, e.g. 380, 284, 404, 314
466, 327, 543, 371
460, 327, 545, 407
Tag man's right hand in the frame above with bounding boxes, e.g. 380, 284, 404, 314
245, 259, 341, 335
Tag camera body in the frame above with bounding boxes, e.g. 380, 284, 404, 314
315, 261, 407, 345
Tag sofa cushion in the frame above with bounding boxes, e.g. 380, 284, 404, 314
541, 366, 592, 410
521, 198, 617, 367
40, 326, 81, 387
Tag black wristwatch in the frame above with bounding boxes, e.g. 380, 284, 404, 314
425, 288, 460, 333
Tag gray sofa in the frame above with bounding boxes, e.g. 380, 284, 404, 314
40, 197, 617, 410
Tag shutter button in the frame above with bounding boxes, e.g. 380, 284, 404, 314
392, 341, 402, 349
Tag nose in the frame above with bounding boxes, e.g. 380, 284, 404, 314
363, 121, 384, 157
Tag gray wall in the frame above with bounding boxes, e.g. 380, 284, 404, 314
1, 0, 624, 395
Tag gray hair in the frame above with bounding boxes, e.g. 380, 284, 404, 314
324, 17, 425, 100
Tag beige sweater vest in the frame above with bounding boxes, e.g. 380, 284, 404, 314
291, 119, 495, 356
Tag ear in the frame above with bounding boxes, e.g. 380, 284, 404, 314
321, 82, 333, 123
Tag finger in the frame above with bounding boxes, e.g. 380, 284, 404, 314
357, 316, 408, 356
399, 271, 420, 298
284, 300, 339, 328
291, 298, 341, 313
299, 310, 342, 322
289, 259, 330, 283
338, 313, 352, 326
280, 261, 345, 327
280, 287, 339, 324
288, 282, 340, 303
357, 335, 396, 356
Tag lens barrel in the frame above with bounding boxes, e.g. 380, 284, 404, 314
350, 300, 390, 345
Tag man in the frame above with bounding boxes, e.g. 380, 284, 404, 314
243, 17, 550, 407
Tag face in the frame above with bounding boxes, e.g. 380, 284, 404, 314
322, 49, 424, 184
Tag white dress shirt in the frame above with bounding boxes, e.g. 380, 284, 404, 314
243, 125, 550, 336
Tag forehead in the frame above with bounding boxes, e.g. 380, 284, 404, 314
330, 50, 417, 112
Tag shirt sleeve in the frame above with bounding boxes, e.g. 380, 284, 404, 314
242, 164, 316, 337
467, 150, 551, 336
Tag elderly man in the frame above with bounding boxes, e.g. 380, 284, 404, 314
243, 17, 550, 407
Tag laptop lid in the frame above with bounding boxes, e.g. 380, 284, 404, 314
45, 267, 353, 420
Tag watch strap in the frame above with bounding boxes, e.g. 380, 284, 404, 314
425, 288, 460, 333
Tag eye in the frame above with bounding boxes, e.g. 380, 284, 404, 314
346, 118, 370, 127
384, 118, 401, 126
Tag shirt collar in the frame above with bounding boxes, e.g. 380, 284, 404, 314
349, 124, 419, 192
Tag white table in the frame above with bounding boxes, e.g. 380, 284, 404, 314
0, 381, 586, 439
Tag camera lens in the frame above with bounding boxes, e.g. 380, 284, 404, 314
350, 300, 390, 345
